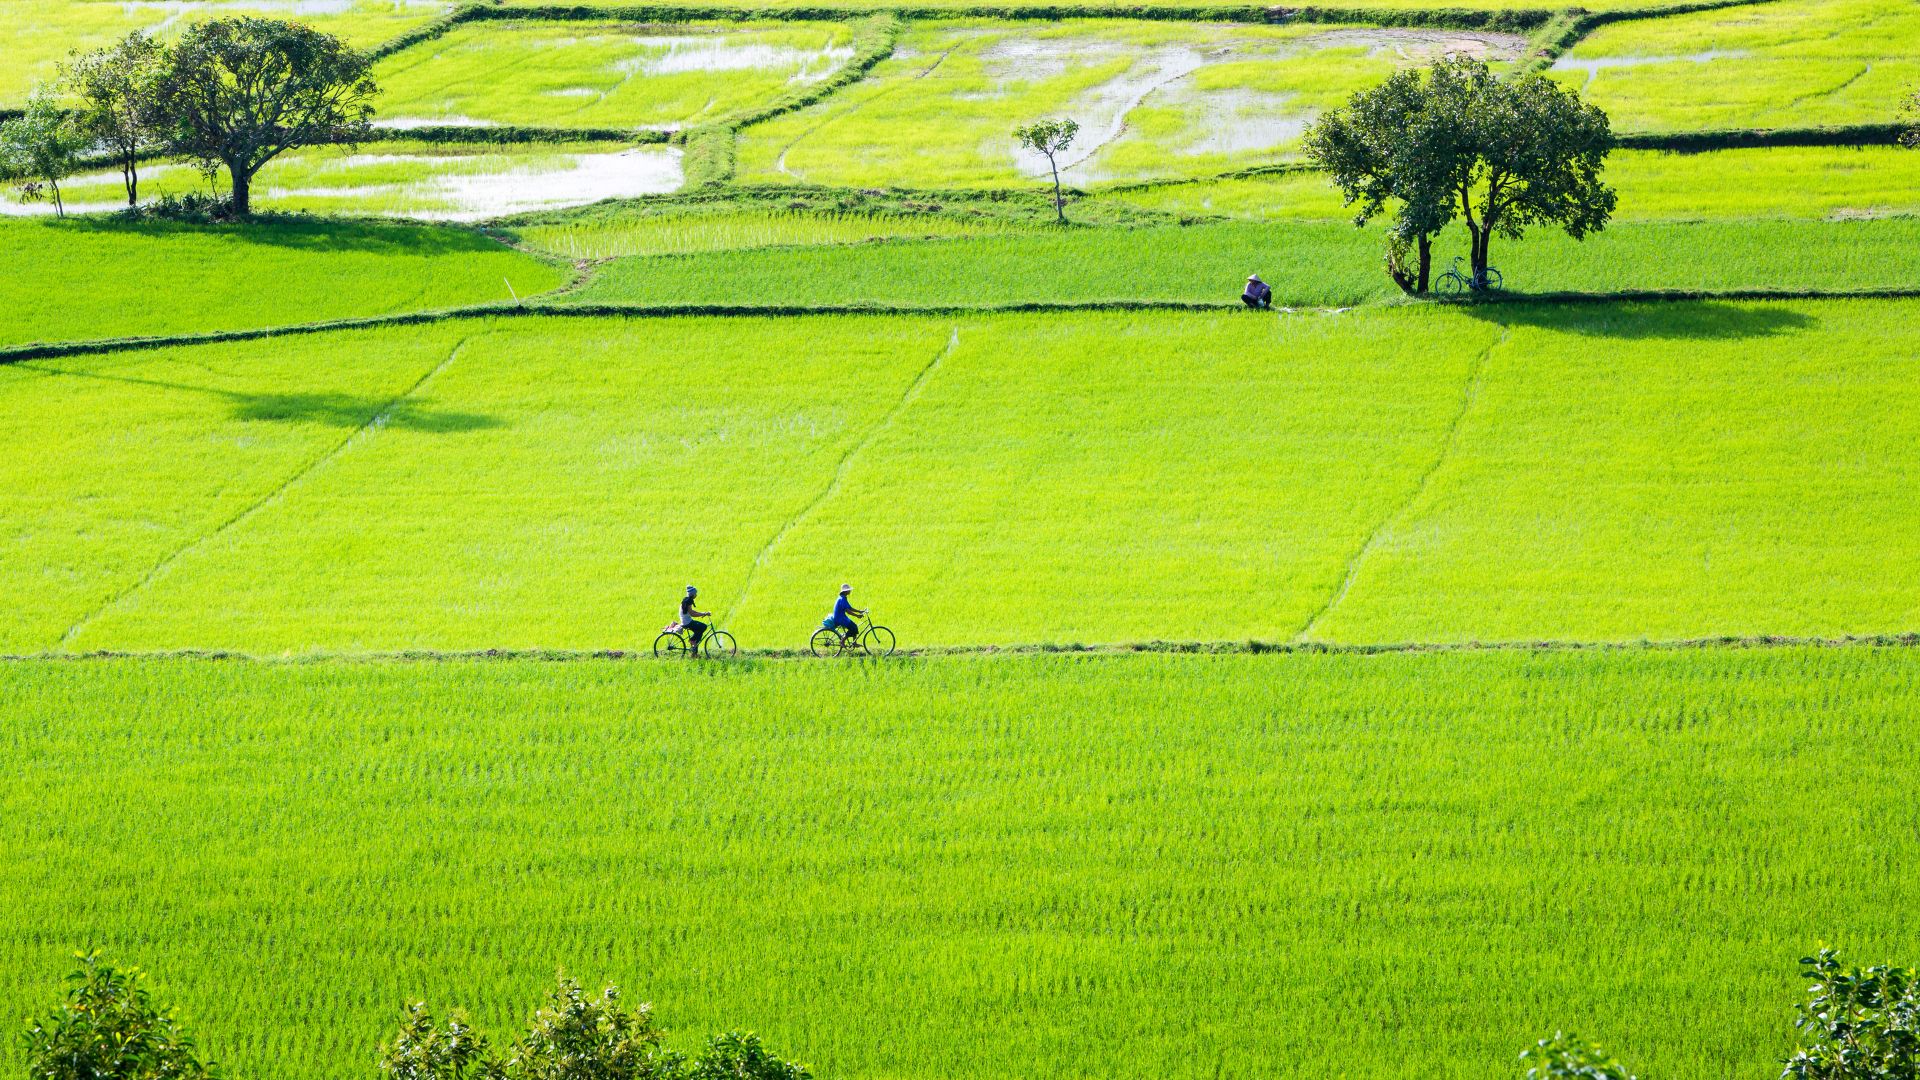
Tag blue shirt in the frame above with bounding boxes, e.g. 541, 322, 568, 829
833, 595, 854, 619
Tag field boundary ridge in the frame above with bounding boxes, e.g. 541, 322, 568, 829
12, 631, 1920, 665
12, 286, 1920, 363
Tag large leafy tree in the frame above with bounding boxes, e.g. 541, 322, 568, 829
1440, 58, 1616, 284
1308, 56, 1615, 294
21, 952, 215, 1080
64, 31, 167, 206
156, 17, 376, 216
1305, 67, 1463, 294
0, 88, 85, 218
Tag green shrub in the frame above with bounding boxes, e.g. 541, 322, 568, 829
21, 952, 215, 1080
1783, 949, 1920, 1080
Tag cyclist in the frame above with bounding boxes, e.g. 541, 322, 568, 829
823, 583, 865, 645
678, 585, 710, 651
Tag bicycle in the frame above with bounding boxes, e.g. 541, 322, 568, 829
810, 612, 896, 657
1435, 256, 1503, 297
653, 620, 738, 659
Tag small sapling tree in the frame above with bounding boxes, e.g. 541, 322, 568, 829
379, 1003, 491, 1080
21, 952, 215, 1080
1013, 117, 1079, 224
686, 1032, 811, 1080
156, 17, 377, 216
65, 31, 167, 206
0, 88, 85, 218
487, 974, 684, 1080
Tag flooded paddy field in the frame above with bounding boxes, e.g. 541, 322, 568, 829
371, 19, 858, 131
736, 20, 1526, 188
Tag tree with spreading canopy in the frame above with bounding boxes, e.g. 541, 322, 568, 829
155, 17, 377, 216
1013, 118, 1079, 224
21, 952, 215, 1080
1307, 56, 1616, 295
64, 31, 167, 206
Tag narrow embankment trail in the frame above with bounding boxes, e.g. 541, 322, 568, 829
722, 325, 959, 625
16, 630, 1920, 665
55, 335, 478, 650
1292, 328, 1510, 642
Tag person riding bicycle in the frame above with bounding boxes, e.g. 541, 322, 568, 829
823, 583, 865, 644
1242, 273, 1272, 309
678, 585, 710, 651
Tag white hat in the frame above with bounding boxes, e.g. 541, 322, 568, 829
840, 583, 853, 593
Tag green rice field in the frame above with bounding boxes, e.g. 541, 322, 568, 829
565, 218, 1920, 307
10, 302, 1920, 654
9, 0, 1920, 1077
0, 0, 452, 106
735, 20, 1529, 187
0, 218, 565, 347
1, 648, 1915, 1080
1551, 0, 1920, 132
371, 21, 859, 131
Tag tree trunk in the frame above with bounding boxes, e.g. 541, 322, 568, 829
1048, 155, 1064, 224
1416, 234, 1431, 294
230, 165, 251, 217
49, 179, 64, 219
122, 155, 138, 207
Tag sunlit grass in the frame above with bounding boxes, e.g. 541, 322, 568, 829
1, 648, 1916, 1080
0, 216, 566, 348
372, 20, 856, 130
565, 218, 1920, 308
1550, 0, 1920, 132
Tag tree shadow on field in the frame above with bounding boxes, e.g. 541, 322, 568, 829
1460, 300, 1819, 340
235, 392, 503, 433
21, 364, 505, 433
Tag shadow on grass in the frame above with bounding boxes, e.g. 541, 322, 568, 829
1462, 299, 1819, 340
21, 365, 504, 433
39, 214, 506, 256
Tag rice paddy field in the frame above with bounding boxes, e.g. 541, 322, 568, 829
1551, 0, 1920, 133
9, 0, 1920, 1077
735, 20, 1530, 187
371, 21, 860, 131
1, 648, 1917, 1080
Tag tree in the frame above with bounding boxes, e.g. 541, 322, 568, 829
21, 952, 216, 1080
1307, 57, 1615, 294
1782, 948, 1920, 1080
380, 1003, 491, 1080
489, 975, 684, 1080
1013, 118, 1079, 224
1306, 66, 1463, 294
155, 17, 376, 216
1437, 57, 1616, 284
65, 31, 166, 206
686, 1032, 810, 1080
1519, 1032, 1637, 1080
0, 87, 85, 218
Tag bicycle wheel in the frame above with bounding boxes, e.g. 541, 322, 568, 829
810, 628, 841, 657
703, 630, 738, 658
861, 625, 896, 657
654, 632, 691, 659
1482, 267, 1503, 292
1436, 272, 1468, 298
